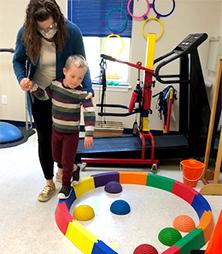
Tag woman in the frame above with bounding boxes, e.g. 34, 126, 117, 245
13, 0, 93, 202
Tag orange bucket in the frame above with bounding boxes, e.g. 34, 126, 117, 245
180, 159, 205, 187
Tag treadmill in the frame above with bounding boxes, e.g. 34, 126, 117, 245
77, 33, 212, 165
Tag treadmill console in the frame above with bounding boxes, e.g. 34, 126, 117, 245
174, 33, 208, 53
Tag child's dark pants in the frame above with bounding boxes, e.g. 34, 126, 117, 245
52, 129, 79, 186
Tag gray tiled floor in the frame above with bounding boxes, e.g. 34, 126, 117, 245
0, 133, 221, 254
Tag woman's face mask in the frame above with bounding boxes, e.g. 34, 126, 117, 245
38, 27, 57, 40
37, 18, 58, 40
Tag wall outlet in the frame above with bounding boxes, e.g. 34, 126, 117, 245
1, 95, 7, 104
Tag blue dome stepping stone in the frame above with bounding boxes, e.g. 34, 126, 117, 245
110, 199, 131, 215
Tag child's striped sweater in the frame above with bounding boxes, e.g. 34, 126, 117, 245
31, 80, 95, 136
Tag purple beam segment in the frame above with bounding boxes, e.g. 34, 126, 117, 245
92, 172, 119, 188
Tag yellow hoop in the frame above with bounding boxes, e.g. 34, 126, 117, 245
101, 33, 125, 57
141, 16, 164, 41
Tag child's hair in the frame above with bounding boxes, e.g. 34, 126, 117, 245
65, 55, 88, 72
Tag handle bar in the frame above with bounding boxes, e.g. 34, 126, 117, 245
0, 48, 15, 53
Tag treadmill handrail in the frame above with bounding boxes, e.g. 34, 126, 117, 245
154, 33, 208, 84
154, 51, 190, 84
154, 51, 175, 64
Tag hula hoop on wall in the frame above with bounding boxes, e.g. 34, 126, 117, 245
106, 8, 128, 34
152, 0, 176, 18
141, 16, 164, 41
127, 0, 151, 21
101, 34, 125, 56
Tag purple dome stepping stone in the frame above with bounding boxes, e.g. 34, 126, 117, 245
104, 181, 122, 194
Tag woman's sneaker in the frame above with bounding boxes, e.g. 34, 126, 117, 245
56, 172, 62, 183
58, 185, 72, 199
38, 183, 56, 202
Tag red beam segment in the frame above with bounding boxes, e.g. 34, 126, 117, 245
172, 181, 198, 204
55, 202, 73, 235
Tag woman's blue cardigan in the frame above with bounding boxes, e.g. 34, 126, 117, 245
13, 20, 93, 94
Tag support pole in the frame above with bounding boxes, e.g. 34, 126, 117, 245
200, 58, 222, 195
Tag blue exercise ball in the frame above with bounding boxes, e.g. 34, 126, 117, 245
0, 122, 23, 143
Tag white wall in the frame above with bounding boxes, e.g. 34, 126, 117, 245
0, 0, 66, 121
129, 0, 222, 130
0, 0, 28, 121
0, 0, 222, 130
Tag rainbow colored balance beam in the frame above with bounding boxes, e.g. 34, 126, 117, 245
55, 172, 214, 254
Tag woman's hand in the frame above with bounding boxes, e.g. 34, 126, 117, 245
20, 78, 33, 91
85, 92, 93, 100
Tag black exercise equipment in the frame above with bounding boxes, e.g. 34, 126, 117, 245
77, 33, 215, 165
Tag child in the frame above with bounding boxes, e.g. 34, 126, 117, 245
31, 55, 95, 199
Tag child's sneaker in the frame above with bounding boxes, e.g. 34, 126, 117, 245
77, 162, 87, 171
72, 166, 80, 185
58, 185, 72, 199
38, 183, 56, 202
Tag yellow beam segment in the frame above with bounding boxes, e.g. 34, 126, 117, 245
72, 176, 95, 198
66, 220, 98, 254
